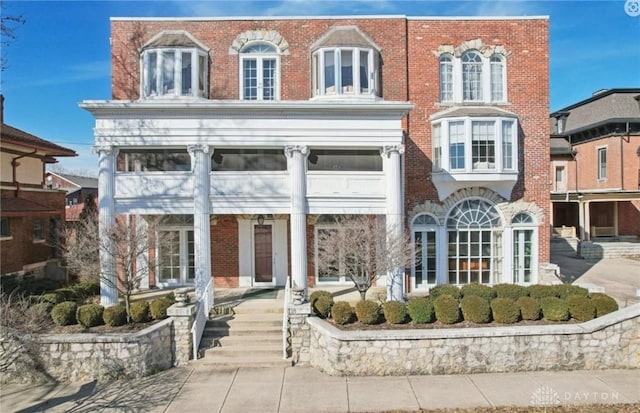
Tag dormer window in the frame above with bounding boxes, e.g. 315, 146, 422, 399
140, 31, 209, 99
311, 26, 381, 99
240, 42, 279, 100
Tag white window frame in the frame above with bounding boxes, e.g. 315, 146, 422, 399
440, 51, 508, 104
156, 227, 195, 286
141, 47, 208, 99
439, 54, 454, 102
239, 42, 280, 101
411, 214, 439, 290
510, 213, 538, 285
597, 146, 607, 181
312, 47, 378, 98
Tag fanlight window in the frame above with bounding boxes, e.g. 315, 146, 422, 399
240, 42, 279, 101
512, 213, 534, 225
447, 199, 501, 229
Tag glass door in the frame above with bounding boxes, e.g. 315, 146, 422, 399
158, 228, 194, 285
253, 224, 273, 284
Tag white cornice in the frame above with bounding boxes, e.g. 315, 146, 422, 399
110, 15, 548, 22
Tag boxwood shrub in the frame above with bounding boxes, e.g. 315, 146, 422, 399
433, 295, 461, 324
526, 284, 557, 299
73, 279, 101, 299
41, 292, 63, 305
354, 300, 380, 325
150, 297, 172, 320
553, 284, 589, 299
310, 290, 334, 318
129, 301, 150, 323
383, 301, 407, 324
429, 285, 461, 300
407, 297, 435, 324
493, 284, 528, 300
103, 305, 128, 326
461, 283, 496, 301
331, 301, 353, 325
516, 296, 542, 320
54, 288, 78, 302
567, 295, 596, 322
51, 301, 78, 326
491, 298, 520, 324
590, 293, 619, 317
460, 295, 491, 323
540, 297, 569, 321
77, 304, 105, 328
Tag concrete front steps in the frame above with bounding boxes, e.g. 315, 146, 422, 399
196, 301, 290, 368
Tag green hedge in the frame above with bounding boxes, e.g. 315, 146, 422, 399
517, 296, 542, 320
51, 301, 78, 326
590, 293, 619, 317
355, 300, 380, 325
491, 298, 520, 324
433, 295, 461, 324
527, 284, 557, 299
383, 301, 407, 324
461, 283, 496, 301
407, 297, 435, 324
567, 295, 596, 322
310, 290, 334, 318
540, 297, 570, 321
331, 301, 354, 325
460, 295, 491, 323
150, 297, 172, 320
493, 284, 528, 300
103, 305, 128, 326
429, 285, 461, 300
553, 284, 589, 299
130, 301, 150, 323
77, 304, 105, 328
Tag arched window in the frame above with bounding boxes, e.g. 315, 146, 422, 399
512, 212, 537, 284
240, 42, 279, 100
446, 199, 502, 284
412, 214, 439, 288
462, 51, 483, 101
490, 54, 505, 102
439, 54, 454, 102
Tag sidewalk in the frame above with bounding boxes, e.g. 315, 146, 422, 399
2, 367, 638, 412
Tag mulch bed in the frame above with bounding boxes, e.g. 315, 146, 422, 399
42, 320, 159, 334
331, 318, 580, 331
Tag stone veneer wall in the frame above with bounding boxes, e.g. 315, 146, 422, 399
307, 303, 640, 376
1, 318, 173, 383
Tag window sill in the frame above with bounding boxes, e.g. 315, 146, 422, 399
0, 236, 12, 241
32, 239, 46, 244
431, 170, 518, 201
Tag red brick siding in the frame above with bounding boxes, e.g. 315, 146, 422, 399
211, 215, 239, 287
619, 200, 640, 236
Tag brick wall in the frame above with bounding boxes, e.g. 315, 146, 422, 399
211, 215, 239, 287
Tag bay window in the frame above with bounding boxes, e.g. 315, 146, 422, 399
142, 47, 208, 99
312, 47, 380, 98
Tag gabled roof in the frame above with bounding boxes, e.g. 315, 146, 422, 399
141, 30, 210, 51
47, 172, 98, 189
310, 26, 381, 51
1, 123, 77, 157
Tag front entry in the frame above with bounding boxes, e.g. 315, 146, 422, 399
238, 217, 288, 287
253, 224, 273, 284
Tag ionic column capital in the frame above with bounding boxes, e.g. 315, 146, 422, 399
93, 145, 119, 157
380, 144, 405, 158
285, 145, 309, 158
187, 144, 211, 155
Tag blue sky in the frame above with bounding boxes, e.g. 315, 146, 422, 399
1, 0, 639, 174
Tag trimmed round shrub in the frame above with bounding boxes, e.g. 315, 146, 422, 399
312, 295, 334, 319
590, 293, 619, 317
460, 295, 491, 323
103, 305, 128, 327
429, 285, 461, 300
150, 297, 172, 320
407, 297, 435, 324
540, 297, 569, 321
491, 298, 520, 324
433, 295, 461, 324
527, 284, 557, 299
54, 288, 78, 302
383, 301, 407, 324
73, 279, 101, 298
76, 304, 104, 328
129, 301, 150, 323
567, 295, 596, 322
331, 301, 354, 325
461, 283, 496, 301
493, 284, 528, 300
164, 292, 176, 305
51, 301, 78, 326
41, 292, 63, 305
354, 300, 380, 325
309, 290, 333, 305
553, 284, 589, 299
517, 296, 542, 320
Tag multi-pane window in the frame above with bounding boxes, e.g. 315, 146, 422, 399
432, 124, 442, 171
472, 121, 496, 170
240, 43, 278, 101
142, 48, 208, 98
211, 148, 286, 171
512, 213, 536, 284
1, 218, 10, 238
312, 47, 380, 97
598, 147, 607, 180
462, 51, 483, 101
449, 121, 465, 170
33, 219, 45, 241
490, 55, 505, 102
117, 149, 191, 172
308, 149, 382, 171
412, 214, 438, 288
157, 229, 195, 284
502, 121, 514, 170
439, 54, 454, 102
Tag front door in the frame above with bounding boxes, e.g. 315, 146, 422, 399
254, 224, 273, 284
158, 228, 195, 285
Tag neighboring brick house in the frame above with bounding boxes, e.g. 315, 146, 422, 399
550, 88, 640, 241
45, 172, 99, 221
81, 15, 550, 305
1, 96, 77, 276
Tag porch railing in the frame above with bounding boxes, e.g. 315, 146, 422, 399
282, 280, 290, 359
191, 278, 214, 360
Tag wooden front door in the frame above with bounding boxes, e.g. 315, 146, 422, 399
254, 224, 273, 283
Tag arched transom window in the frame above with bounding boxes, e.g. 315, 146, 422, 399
240, 42, 279, 101
412, 214, 439, 288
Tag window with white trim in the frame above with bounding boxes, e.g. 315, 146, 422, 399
141, 48, 208, 99
212, 148, 286, 171
432, 123, 442, 171
462, 51, 483, 101
117, 149, 191, 172
597, 147, 607, 180
412, 214, 438, 288
240, 43, 279, 100
312, 47, 380, 97
438, 51, 507, 104
439, 54, 454, 102
512, 213, 536, 284
157, 228, 195, 285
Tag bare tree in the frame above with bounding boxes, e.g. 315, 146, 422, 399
315, 215, 414, 301
0, 2, 25, 72
62, 214, 165, 322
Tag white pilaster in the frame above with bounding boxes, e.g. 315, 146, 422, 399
382, 144, 405, 301
188, 144, 212, 300
94, 145, 119, 307
285, 145, 308, 295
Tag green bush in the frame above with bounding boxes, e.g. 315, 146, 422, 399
164, 292, 176, 305
312, 295, 334, 319
407, 297, 435, 324
493, 284, 528, 300
567, 295, 596, 322
553, 284, 589, 299
331, 301, 354, 325
41, 292, 63, 305
51, 301, 78, 326
54, 288, 78, 302
309, 290, 332, 304
491, 298, 520, 324
526, 284, 557, 299
433, 295, 461, 324
354, 300, 380, 325
73, 279, 101, 298
129, 301, 150, 323
590, 293, 619, 317
383, 301, 407, 324
13, 278, 61, 295
149, 297, 172, 320
461, 283, 496, 301
429, 285, 461, 300
460, 295, 491, 323
540, 297, 569, 321
76, 304, 104, 328
516, 296, 542, 320
103, 305, 128, 327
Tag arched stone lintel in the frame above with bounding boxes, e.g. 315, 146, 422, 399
434, 39, 511, 58
229, 29, 290, 55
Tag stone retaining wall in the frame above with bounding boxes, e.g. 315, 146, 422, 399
307, 303, 640, 376
580, 242, 640, 261
1, 318, 174, 383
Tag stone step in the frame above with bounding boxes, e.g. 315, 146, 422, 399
203, 341, 282, 354
201, 334, 283, 347
194, 352, 291, 368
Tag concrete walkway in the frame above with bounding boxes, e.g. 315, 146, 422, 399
2, 367, 638, 412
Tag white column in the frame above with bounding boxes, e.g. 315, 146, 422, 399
578, 200, 585, 241
382, 144, 405, 301
94, 145, 119, 307
188, 144, 212, 301
584, 201, 591, 241
285, 145, 308, 295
